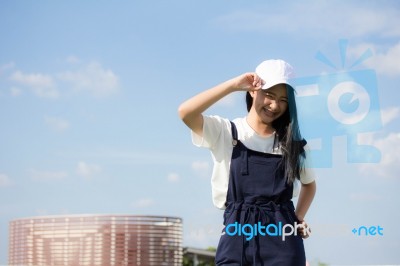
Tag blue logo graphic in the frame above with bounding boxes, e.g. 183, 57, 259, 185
292, 39, 382, 167
352, 225, 384, 236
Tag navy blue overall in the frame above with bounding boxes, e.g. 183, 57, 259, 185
215, 122, 306, 266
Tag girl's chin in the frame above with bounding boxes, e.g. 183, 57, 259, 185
262, 111, 277, 121
260, 116, 275, 125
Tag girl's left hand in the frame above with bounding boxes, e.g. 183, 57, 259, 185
297, 220, 311, 239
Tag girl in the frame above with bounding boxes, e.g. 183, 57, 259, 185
178, 59, 316, 265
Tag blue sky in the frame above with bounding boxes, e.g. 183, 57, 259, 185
1, 1, 400, 264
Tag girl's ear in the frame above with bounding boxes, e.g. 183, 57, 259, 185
246, 91, 257, 112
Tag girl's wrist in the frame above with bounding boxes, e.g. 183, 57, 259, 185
224, 77, 242, 92
295, 214, 304, 222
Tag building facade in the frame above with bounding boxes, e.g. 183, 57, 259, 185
9, 214, 182, 266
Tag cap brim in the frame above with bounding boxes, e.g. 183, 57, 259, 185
261, 81, 293, 90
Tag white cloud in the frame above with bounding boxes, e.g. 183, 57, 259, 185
0, 174, 12, 187
76, 161, 102, 179
6, 60, 119, 99
66, 55, 81, 64
364, 43, 400, 77
30, 169, 68, 181
185, 224, 220, 247
0, 62, 15, 75
185, 212, 222, 248
167, 172, 180, 182
10, 70, 54, 89
214, 2, 400, 38
58, 62, 119, 97
191, 161, 210, 178
381, 107, 400, 126
10, 70, 59, 98
56, 149, 190, 166
348, 42, 400, 77
215, 93, 238, 107
358, 132, 400, 178
10, 87, 22, 97
132, 198, 155, 208
44, 116, 70, 132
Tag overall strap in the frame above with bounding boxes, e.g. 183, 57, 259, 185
230, 121, 248, 175
230, 121, 238, 146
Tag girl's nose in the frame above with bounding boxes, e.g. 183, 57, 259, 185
269, 100, 279, 111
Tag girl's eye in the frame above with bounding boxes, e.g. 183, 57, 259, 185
265, 93, 274, 99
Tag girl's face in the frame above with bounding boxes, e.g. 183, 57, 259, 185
250, 84, 288, 125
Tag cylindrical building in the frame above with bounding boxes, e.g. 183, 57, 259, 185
9, 214, 183, 266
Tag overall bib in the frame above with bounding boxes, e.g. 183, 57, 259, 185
215, 122, 306, 266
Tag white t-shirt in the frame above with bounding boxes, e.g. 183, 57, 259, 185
192, 115, 316, 209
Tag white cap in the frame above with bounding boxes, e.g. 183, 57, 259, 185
255, 59, 295, 90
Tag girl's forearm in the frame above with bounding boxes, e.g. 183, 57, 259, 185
295, 181, 316, 221
178, 78, 237, 135
178, 72, 262, 136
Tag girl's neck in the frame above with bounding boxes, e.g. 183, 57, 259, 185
246, 112, 275, 137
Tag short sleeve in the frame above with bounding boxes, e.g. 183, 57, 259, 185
299, 145, 316, 184
191, 115, 230, 149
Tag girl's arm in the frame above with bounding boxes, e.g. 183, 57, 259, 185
178, 73, 263, 137
295, 181, 316, 239
295, 180, 316, 222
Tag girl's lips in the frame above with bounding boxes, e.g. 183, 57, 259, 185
263, 108, 276, 118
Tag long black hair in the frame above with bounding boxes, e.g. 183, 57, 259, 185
246, 85, 306, 183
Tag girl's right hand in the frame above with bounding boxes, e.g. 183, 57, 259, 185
232, 72, 264, 91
